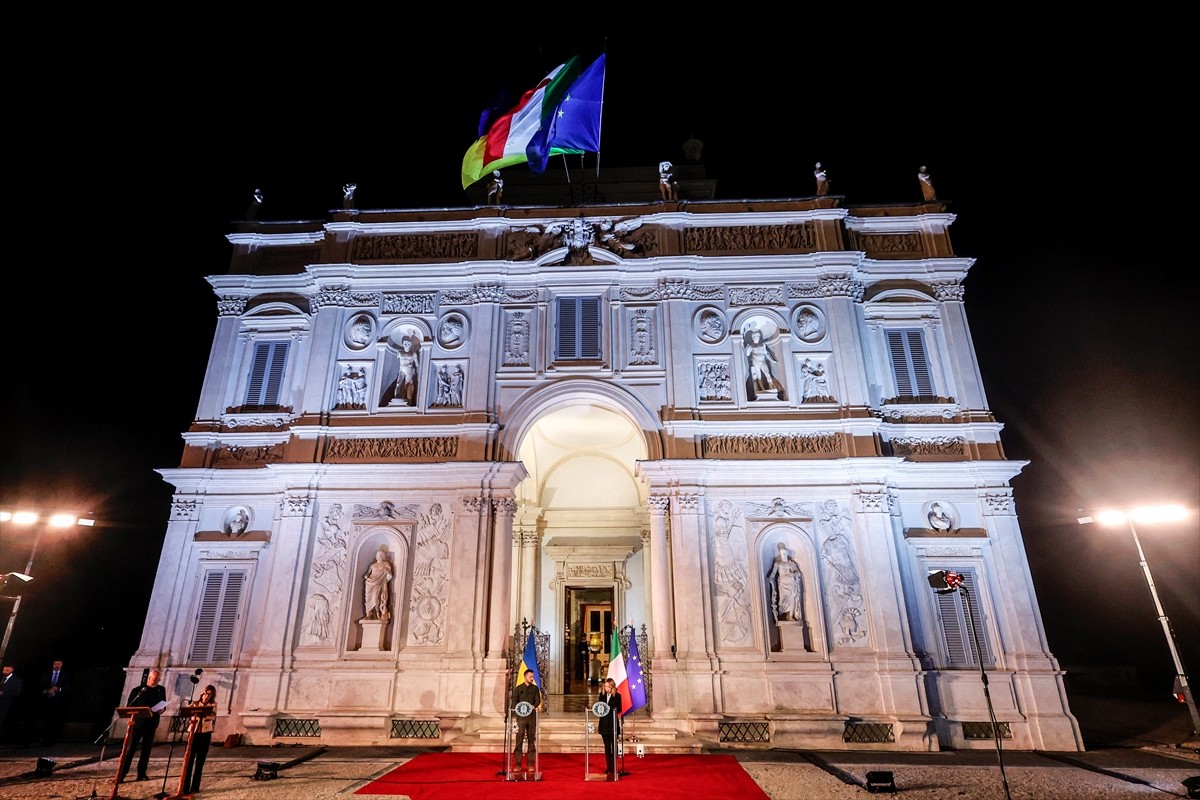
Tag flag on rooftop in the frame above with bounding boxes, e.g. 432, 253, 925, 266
461, 57, 581, 189
527, 53, 606, 173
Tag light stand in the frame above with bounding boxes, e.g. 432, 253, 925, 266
1079, 507, 1200, 738
929, 569, 1012, 800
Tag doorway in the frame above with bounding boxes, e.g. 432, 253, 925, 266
564, 587, 612, 695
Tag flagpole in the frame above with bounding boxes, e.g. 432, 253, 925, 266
561, 153, 571, 183
595, 46, 607, 178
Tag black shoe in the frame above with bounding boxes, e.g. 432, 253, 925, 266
136, 774, 149, 781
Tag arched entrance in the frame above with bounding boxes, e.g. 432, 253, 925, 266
505, 385, 656, 699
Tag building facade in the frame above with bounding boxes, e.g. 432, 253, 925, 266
126, 175, 1083, 752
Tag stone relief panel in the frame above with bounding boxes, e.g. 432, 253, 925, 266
436, 312, 468, 350
792, 304, 825, 344
696, 358, 733, 402
301, 503, 350, 647
502, 310, 532, 367
627, 307, 657, 366
817, 500, 868, 647
333, 364, 369, 410
430, 362, 466, 408
796, 356, 835, 403
695, 306, 726, 344
710, 500, 753, 646
407, 503, 452, 646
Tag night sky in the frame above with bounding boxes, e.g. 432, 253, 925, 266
1, 31, 1194, 701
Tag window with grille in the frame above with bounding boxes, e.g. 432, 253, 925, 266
934, 568, 993, 668
243, 340, 289, 408
556, 297, 602, 360
885, 329, 933, 399
189, 569, 246, 663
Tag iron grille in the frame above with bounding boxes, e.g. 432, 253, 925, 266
963, 721, 1012, 739
843, 722, 895, 743
273, 718, 321, 738
390, 719, 441, 739
718, 721, 770, 743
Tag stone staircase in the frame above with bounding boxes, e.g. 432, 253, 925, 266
446, 693, 704, 754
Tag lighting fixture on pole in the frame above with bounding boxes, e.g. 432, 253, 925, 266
0, 509, 96, 663
1077, 503, 1199, 738
928, 568, 1012, 800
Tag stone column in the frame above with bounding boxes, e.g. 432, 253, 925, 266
647, 495, 674, 661
519, 529, 538, 626
486, 498, 516, 659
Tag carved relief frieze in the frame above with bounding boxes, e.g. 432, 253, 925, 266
353, 502, 420, 521
502, 310, 531, 366
171, 499, 198, 521
728, 286, 786, 307
212, 443, 285, 465
313, 285, 352, 311
217, 296, 248, 316
697, 359, 733, 402
889, 436, 966, 456
280, 495, 310, 517
381, 293, 436, 315
710, 500, 752, 644
408, 503, 452, 646
685, 223, 815, 253
932, 282, 966, 301
849, 231, 924, 256
817, 500, 868, 647
702, 433, 842, 456
301, 503, 350, 647
628, 308, 657, 365
325, 437, 459, 460
352, 233, 478, 262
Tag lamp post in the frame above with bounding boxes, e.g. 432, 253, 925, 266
0, 509, 95, 664
1078, 503, 1199, 737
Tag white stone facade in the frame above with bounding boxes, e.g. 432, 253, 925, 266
126, 191, 1083, 752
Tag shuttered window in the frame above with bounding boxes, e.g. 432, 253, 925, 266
243, 341, 289, 407
934, 568, 993, 668
886, 329, 933, 399
556, 297, 602, 360
189, 569, 246, 663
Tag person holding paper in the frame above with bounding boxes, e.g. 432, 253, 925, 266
185, 684, 218, 794
117, 668, 168, 783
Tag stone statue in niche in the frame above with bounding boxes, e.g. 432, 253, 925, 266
814, 162, 829, 196
383, 333, 421, 406
335, 366, 368, 409
768, 542, 804, 622
362, 547, 394, 622
342, 183, 357, 210
449, 364, 465, 406
743, 324, 787, 401
918, 165, 937, 202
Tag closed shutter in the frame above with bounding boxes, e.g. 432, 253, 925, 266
189, 569, 246, 663
556, 297, 602, 360
886, 329, 934, 398
934, 568, 992, 668
244, 341, 289, 407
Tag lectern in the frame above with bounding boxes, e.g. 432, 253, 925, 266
166, 704, 215, 800
109, 707, 151, 800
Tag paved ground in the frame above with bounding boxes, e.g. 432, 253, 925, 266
0, 691, 1196, 799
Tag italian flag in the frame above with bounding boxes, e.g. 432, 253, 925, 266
461, 57, 580, 189
606, 628, 633, 715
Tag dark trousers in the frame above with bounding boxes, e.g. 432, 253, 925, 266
118, 718, 159, 780
601, 726, 620, 775
512, 718, 536, 768
186, 732, 213, 793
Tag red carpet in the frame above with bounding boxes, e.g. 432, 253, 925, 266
355, 752, 769, 799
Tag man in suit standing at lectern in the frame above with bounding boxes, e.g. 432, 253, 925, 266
117, 668, 166, 783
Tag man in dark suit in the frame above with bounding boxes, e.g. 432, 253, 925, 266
37, 659, 68, 745
117, 668, 166, 783
0, 664, 22, 743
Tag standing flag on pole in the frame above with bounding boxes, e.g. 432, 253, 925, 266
606, 627, 632, 714
527, 53, 606, 173
625, 627, 647, 715
461, 57, 581, 189
516, 630, 542, 689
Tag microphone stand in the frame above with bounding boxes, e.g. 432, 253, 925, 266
153, 681, 196, 800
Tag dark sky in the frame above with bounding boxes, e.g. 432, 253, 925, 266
1, 32, 1194, 695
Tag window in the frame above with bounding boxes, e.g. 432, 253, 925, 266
556, 297, 602, 360
243, 340, 289, 408
886, 329, 933, 399
190, 569, 246, 663
934, 568, 993, 668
